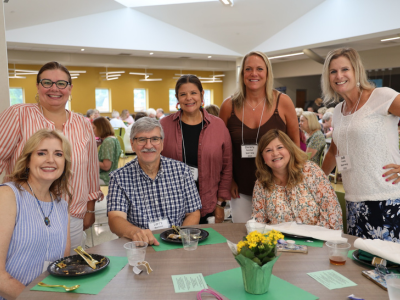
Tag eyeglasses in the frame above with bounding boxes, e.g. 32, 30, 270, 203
39, 79, 71, 89
133, 136, 162, 146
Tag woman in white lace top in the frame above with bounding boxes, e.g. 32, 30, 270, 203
321, 48, 400, 243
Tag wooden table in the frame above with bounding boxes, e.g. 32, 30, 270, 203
18, 223, 389, 299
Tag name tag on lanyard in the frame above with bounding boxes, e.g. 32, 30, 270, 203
335, 155, 352, 172
148, 218, 170, 231
241, 144, 257, 158
188, 166, 199, 181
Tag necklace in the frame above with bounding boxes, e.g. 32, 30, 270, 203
27, 182, 54, 227
246, 99, 265, 111
342, 90, 363, 116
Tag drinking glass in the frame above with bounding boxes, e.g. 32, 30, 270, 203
386, 274, 400, 300
180, 229, 201, 251
124, 241, 148, 266
325, 241, 351, 265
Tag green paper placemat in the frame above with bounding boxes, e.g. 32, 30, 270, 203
284, 237, 324, 248
205, 267, 318, 300
348, 249, 355, 259
152, 228, 227, 252
30, 256, 128, 295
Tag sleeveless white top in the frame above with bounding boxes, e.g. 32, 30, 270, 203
332, 87, 400, 202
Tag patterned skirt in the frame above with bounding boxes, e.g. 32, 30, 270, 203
346, 199, 400, 243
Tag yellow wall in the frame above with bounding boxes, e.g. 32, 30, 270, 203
8, 64, 224, 117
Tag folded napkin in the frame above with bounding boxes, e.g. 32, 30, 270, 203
354, 238, 400, 265
246, 219, 346, 242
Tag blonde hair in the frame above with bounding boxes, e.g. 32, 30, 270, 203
255, 130, 307, 192
301, 111, 321, 132
295, 107, 303, 118
321, 48, 374, 103
232, 51, 275, 109
9, 129, 73, 204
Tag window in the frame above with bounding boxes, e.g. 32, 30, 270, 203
134, 89, 147, 112
95, 89, 111, 113
9, 88, 24, 105
169, 89, 212, 112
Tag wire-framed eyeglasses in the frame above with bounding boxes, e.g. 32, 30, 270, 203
133, 136, 162, 146
39, 79, 71, 89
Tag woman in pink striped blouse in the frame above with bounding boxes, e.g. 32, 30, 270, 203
0, 61, 103, 252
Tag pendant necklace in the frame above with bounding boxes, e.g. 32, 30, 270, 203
246, 98, 265, 111
27, 181, 54, 227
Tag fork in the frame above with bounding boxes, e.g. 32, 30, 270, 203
77, 246, 99, 264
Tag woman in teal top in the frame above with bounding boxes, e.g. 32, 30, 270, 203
92, 117, 121, 185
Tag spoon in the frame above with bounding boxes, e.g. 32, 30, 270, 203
38, 282, 80, 292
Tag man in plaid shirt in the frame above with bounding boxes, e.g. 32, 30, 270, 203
108, 118, 201, 245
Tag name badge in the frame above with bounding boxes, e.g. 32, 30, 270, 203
241, 144, 257, 158
42, 261, 51, 273
188, 166, 199, 181
335, 155, 351, 172
148, 218, 170, 231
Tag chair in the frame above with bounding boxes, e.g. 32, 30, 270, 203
117, 135, 128, 167
319, 144, 327, 167
335, 191, 347, 234
113, 127, 125, 138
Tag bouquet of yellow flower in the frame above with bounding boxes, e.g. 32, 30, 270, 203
236, 230, 284, 266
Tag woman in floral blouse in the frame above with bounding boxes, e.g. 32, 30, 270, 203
252, 129, 342, 230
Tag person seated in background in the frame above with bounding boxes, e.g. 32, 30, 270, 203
107, 118, 202, 245
110, 110, 126, 128
252, 129, 342, 230
147, 108, 156, 118
156, 108, 165, 119
135, 112, 147, 122
311, 97, 324, 112
300, 111, 326, 165
93, 109, 100, 119
121, 109, 134, 126
0, 129, 72, 300
86, 109, 95, 123
322, 112, 333, 138
295, 107, 303, 122
317, 107, 327, 123
205, 104, 220, 117
92, 117, 121, 186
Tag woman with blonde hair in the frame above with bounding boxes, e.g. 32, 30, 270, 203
219, 51, 299, 223
300, 111, 326, 165
252, 129, 342, 229
321, 48, 400, 242
0, 129, 72, 300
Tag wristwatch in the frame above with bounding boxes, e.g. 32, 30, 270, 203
216, 200, 226, 208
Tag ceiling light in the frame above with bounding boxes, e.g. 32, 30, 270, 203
208, 56, 212, 58
129, 72, 153, 76
71, 76, 78, 79
81, 49, 85, 51
219, 0, 233, 6
381, 37, 400, 42
100, 68, 124, 81
139, 79, 162, 81
130, 69, 162, 81
115, 0, 215, 8
150, 52, 154, 55
269, 52, 304, 60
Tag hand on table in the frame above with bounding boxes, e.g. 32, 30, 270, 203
131, 229, 160, 246
383, 164, 400, 184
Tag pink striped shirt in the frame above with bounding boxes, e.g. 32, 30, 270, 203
0, 104, 103, 219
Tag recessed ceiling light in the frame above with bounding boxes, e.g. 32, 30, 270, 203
381, 37, 400, 42
219, 0, 233, 6
208, 56, 212, 58
150, 52, 154, 55
81, 49, 85, 51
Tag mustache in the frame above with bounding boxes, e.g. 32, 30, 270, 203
141, 148, 157, 153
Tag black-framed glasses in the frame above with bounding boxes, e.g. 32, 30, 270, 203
39, 79, 71, 89
133, 136, 162, 146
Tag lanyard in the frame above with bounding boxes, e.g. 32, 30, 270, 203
335, 90, 363, 157
180, 111, 203, 165
241, 99, 266, 145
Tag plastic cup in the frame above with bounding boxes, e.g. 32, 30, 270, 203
386, 274, 400, 300
124, 241, 148, 266
325, 241, 351, 265
180, 228, 201, 251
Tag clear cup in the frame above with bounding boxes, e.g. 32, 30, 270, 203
325, 241, 351, 265
124, 241, 148, 266
180, 228, 201, 251
386, 274, 400, 300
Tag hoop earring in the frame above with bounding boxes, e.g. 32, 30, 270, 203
356, 82, 360, 88
176, 103, 181, 111
201, 101, 204, 108
35, 93, 39, 103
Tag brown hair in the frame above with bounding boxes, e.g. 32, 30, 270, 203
321, 48, 374, 103
205, 104, 220, 117
37, 61, 72, 84
175, 75, 204, 100
9, 129, 73, 204
255, 129, 307, 192
93, 117, 114, 139
232, 51, 275, 109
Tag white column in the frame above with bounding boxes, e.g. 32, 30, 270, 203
0, 2, 9, 114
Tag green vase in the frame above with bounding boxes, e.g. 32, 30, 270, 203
235, 254, 279, 295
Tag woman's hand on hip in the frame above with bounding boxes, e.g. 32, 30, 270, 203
383, 164, 400, 184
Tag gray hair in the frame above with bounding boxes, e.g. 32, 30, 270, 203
322, 112, 333, 122
130, 117, 164, 140
111, 110, 120, 118
86, 109, 95, 117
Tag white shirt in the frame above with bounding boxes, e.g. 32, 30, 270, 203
110, 118, 126, 128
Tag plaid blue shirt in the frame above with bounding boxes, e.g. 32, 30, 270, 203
107, 156, 202, 229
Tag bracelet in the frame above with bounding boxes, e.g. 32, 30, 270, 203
86, 210, 95, 214
216, 204, 224, 209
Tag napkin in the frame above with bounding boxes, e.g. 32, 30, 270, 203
354, 238, 400, 265
246, 219, 347, 242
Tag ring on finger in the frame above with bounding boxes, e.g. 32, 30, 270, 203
397, 172, 400, 177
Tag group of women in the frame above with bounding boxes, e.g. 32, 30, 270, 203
1, 46, 400, 299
